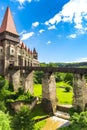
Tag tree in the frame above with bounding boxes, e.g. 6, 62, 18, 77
0, 111, 11, 130
12, 105, 34, 130
64, 73, 73, 86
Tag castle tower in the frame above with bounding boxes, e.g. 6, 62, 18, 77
0, 7, 20, 75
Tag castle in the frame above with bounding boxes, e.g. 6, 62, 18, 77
0, 7, 39, 76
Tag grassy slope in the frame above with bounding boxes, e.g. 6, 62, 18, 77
30, 103, 47, 130
34, 82, 73, 105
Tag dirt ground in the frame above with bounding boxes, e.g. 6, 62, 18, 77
41, 116, 69, 130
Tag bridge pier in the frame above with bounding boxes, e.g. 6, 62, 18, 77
24, 71, 34, 94
8, 70, 21, 91
42, 72, 57, 114
73, 74, 87, 111
20, 70, 34, 94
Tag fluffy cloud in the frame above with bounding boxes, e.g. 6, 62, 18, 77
39, 29, 45, 33
68, 34, 77, 38
45, 0, 87, 34
15, 0, 39, 5
21, 32, 34, 40
32, 22, 39, 28
48, 25, 56, 30
46, 41, 51, 45
20, 30, 27, 35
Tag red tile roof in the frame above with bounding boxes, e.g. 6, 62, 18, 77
0, 7, 18, 35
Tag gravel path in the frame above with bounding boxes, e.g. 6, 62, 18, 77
41, 116, 69, 130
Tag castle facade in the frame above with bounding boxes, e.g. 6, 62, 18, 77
0, 7, 39, 76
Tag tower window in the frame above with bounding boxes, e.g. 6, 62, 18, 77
0, 46, 3, 55
10, 47, 15, 56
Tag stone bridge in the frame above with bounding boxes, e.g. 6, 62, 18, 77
8, 66, 87, 113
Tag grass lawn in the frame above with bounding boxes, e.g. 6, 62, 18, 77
30, 103, 47, 130
34, 82, 73, 105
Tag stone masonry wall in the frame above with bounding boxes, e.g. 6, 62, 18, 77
42, 72, 57, 113
73, 74, 87, 111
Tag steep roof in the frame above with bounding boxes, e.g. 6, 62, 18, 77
33, 48, 37, 54
0, 7, 18, 35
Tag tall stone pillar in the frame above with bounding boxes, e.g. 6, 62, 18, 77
42, 72, 57, 114
73, 74, 87, 111
8, 70, 21, 91
23, 71, 34, 94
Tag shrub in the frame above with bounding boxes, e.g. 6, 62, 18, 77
65, 86, 72, 92
0, 101, 7, 112
12, 105, 34, 130
70, 111, 87, 128
0, 111, 11, 130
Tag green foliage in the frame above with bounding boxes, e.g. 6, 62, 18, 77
12, 105, 34, 130
34, 71, 43, 84
30, 103, 47, 120
0, 111, 11, 130
70, 111, 87, 128
17, 87, 24, 95
59, 111, 87, 130
0, 101, 7, 112
16, 91, 34, 103
34, 120, 46, 130
65, 86, 72, 92
64, 73, 73, 86
0, 76, 10, 112
30, 103, 47, 130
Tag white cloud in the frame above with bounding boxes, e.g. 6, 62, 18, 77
46, 41, 51, 45
16, 0, 32, 5
48, 25, 56, 30
19, 30, 27, 35
68, 34, 77, 38
32, 22, 39, 28
45, 0, 87, 34
15, 0, 40, 5
70, 57, 87, 63
78, 57, 87, 62
21, 32, 34, 40
18, 5, 24, 10
39, 29, 45, 33
45, 14, 61, 26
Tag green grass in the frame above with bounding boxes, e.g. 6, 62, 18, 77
34, 84, 42, 98
34, 82, 73, 105
30, 103, 48, 120
34, 119, 46, 130
58, 125, 87, 130
30, 103, 47, 130
56, 87, 73, 105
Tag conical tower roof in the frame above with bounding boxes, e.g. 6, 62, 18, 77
0, 7, 18, 35
33, 48, 37, 54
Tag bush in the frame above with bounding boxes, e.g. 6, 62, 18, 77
65, 86, 72, 92
0, 111, 11, 130
12, 105, 34, 130
70, 111, 87, 128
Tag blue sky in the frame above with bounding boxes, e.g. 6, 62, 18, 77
0, 0, 87, 63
